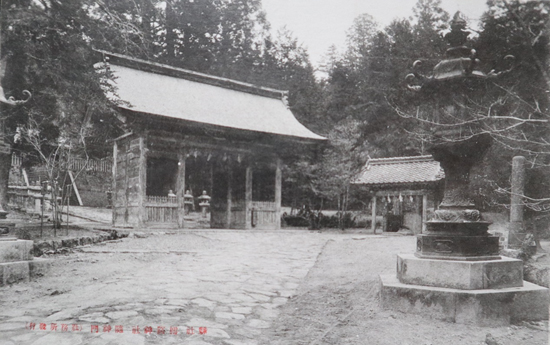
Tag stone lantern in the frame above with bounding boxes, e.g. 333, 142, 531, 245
0, 52, 31, 223
183, 190, 194, 215
198, 190, 211, 218
380, 12, 549, 326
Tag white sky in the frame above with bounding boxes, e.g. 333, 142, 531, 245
261, 0, 488, 67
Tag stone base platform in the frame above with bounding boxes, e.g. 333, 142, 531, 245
380, 274, 549, 326
0, 239, 33, 262
397, 254, 523, 290
0, 258, 51, 286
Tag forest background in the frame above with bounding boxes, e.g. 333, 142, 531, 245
1, 0, 549, 231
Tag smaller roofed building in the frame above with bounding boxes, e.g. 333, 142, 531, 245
352, 155, 444, 234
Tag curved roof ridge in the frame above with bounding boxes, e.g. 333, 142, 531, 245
368, 155, 435, 165
353, 154, 443, 186
95, 49, 287, 100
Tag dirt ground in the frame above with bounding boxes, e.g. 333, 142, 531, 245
259, 235, 549, 345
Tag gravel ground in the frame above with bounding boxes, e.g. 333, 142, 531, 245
260, 236, 549, 345
0, 231, 547, 344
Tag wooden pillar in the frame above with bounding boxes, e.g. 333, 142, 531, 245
226, 164, 232, 228
123, 140, 130, 225
371, 196, 377, 233
112, 141, 117, 226
245, 165, 253, 229
137, 135, 147, 227
422, 194, 428, 233
176, 151, 186, 228
275, 158, 282, 229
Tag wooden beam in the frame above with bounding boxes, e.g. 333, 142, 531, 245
422, 194, 428, 233
371, 196, 377, 234
108, 131, 134, 143
137, 135, 147, 227
176, 152, 186, 228
374, 189, 430, 197
22, 168, 29, 187
112, 141, 117, 226
226, 164, 232, 228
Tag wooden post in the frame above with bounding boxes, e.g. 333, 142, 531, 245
137, 135, 147, 227
112, 141, 117, 226
245, 165, 253, 229
226, 163, 232, 228
422, 194, 428, 233
176, 151, 186, 228
371, 196, 377, 233
275, 158, 282, 229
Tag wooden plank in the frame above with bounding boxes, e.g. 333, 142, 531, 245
68, 171, 83, 206
22, 168, 30, 187
422, 194, 428, 233
137, 135, 147, 227
226, 165, 232, 228
245, 166, 252, 229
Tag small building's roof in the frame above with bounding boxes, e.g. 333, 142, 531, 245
97, 51, 325, 141
352, 155, 444, 186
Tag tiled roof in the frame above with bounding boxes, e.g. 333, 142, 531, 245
352, 155, 444, 186
96, 51, 325, 141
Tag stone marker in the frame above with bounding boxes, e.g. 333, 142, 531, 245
509, 156, 526, 248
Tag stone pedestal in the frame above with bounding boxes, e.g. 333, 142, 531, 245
397, 254, 523, 290
0, 224, 50, 285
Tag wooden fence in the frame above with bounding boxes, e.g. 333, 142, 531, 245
145, 195, 179, 223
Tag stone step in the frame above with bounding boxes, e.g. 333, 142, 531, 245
0, 258, 51, 286
380, 274, 549, 327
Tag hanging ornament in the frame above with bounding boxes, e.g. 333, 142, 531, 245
207, 153, 212, 161
237, 154, 242, 163
387, 195, 391, 203
409, 195, 414, 203
399, 193, 403, 202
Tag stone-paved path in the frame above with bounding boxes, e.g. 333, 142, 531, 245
0, 230, 370, 344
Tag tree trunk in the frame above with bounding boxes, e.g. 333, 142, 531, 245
0, 152, 10, 215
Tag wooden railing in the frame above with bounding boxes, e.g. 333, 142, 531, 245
68, 158, 112, 173
11, 153, 22, 167
145, 195, 179, 223
251, 201, 278, 228
7, 185, 57, 216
